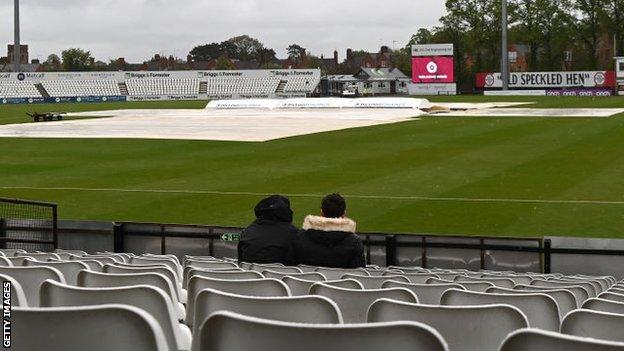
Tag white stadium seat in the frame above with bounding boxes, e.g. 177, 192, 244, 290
499, 328, 624, 351
0, 266, 66, 306
368, 299, 528, 351
13, 305, 169, 351
195, 311, 448, 351
40, 280, 191, 351
561, 309, 624, 343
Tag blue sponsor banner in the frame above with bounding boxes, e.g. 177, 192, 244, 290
1, 96, 127, 104
1, 97, 46, 104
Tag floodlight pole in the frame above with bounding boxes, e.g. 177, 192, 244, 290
14, 0, 21, 72
501, 0, 509, 90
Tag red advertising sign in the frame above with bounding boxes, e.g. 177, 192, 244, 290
412, 57, 455, 83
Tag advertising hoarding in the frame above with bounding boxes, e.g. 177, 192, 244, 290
476, 71, 615, 89
412, 57, 455, 83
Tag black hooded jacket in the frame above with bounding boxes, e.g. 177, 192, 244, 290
238, 195, 298, 265
293, 215, 365, 268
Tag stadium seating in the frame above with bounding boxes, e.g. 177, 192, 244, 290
195, 311, 448, 351
191, 288, 342, 334
0, 266, 66, 306
13, 305, 169, 351
186, 276, 290, 328
0, 81, 41, 98
441, 289, 560, 331
283, 76, 315, 93
309, 283, 417, 323
23, 259, 90, 286
0, 273, 28, 306
368, 299, 528, 351
561, 309, 624, 342
41, 80, 120, 97
499, 328, 624, 351
40, 280, 191, 351
7, 250, 623, 350
126, 78, 200, 96
381, 281, 465, 305
204, 77, 280, 96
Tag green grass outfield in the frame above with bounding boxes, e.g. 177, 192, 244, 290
2, 96, 624, 238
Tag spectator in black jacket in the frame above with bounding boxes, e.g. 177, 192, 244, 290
238, 195, 298, 265
293, 193, 365, 268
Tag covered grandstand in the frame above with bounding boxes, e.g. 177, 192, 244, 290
0, 69, 321, 104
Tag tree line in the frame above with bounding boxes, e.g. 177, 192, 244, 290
411, 0, 624, 89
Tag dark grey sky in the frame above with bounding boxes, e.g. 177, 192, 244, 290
1, 0, 446, 63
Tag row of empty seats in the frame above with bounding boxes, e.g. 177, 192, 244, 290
0, 81, 42, 98
0, 75, 320, 99
205, 77, 280, 95
40, 80, 121, 97
126, 78, 200, 96
283, 76, 314, 92
1, 248, 622, 351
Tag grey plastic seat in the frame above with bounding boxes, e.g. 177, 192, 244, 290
341, 274, 409, 289
486, 286, 576, 320
55, 249, 87, 256
18, 252, 61, 261
186, 260, 238, 270
382, 281, 465, 305
132, 256, 182, 280
262, 270, 326, 281
62, 259, 103, 272
562, 309, 624, 342
185, 268, 262, 288
368, 299, 528, 351
104, 263, 186, 303
557, 278, 602, 295
481, 274, 533, 285
77, 270, 185, 321
70, 255, 119, 265
314, 267, 370, 280
254, 266, 302, 274
500, 328, 624, 351
0, 266, 65, 306
0, 249, 27, 257
582, 297, 624, 314
187, 276, 290, 328
182, 266, 244, 288
282, 276, 362, 296
456, 275, 515, 289
41, 280, 190, 351
195, 311, 448, 351
24, 259, 89, 286
441, 289, 560, 331
515, 284, 588, 307
192, 288, 342, 339
0, 256, 12, 266
0, 273, 28, 307
599, 291, 624, 303
7, 256, 34, 266
388, 272, 440, 284
309, 283, 417, 323
453, 280, 496, 292
13, 305, 169, 351
531, 279, 595, 298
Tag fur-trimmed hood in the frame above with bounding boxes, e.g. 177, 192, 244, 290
302, 215, 357, 234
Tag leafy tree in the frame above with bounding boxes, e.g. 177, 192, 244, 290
256, 47, 277, 67
409, 28, 435, 45
227, 35, 265, 61
604, 0, 624, 56
61, 48, 93, 71
287, 44, 306, 60
190, 43, 222, 61
575, 0, 606, 68
215, 56, 236, 70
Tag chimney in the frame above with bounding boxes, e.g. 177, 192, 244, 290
347, 48, 353, 62
334, 50, 338, 64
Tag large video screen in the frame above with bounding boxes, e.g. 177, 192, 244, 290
412, 56, 454, 83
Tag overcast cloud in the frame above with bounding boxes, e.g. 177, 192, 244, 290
0, 0, 446, 63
